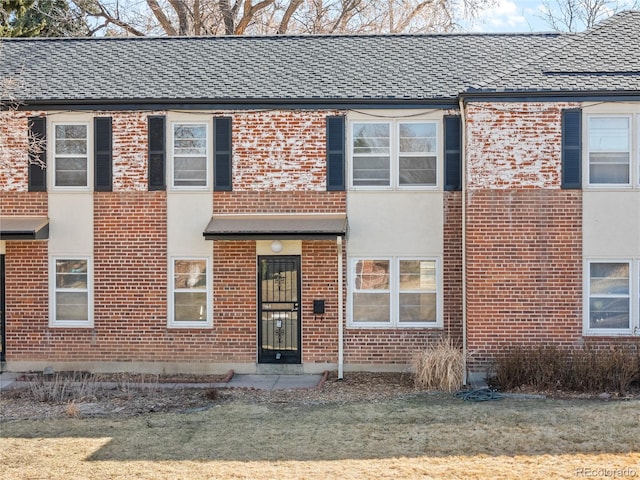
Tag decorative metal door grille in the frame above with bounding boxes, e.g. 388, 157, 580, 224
258, 256, 301, 364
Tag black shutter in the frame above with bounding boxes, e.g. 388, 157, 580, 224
444, 115, 462, 191
214, 117, 232, 191
326, 115, 345, 191
562, 109, 582, 189
148, 115, 166, 191
94, 117, 112, 192
28, 116, 47, 192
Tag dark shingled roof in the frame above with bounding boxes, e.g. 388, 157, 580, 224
474, 10, 640, 94
1, 10, 639, 105
0, 32, 559, 105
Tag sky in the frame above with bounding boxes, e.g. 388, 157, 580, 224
464, 0, 552, 32
460, 0, 637, 32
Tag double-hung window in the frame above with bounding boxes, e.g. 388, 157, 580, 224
350, 257, 440, 327
351, 120, 438, 189
586, 261, 632, 335
587, 116, 631, 185
51, 257, 92, 327
172, 123, 209, 188
169, 257, 212, 327
53, 123, 89, 188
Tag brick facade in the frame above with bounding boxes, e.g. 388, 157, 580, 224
3, 100, 633, 376
465, 103, 584, 372
0, 108, 352, 371
465, 189, 583, 371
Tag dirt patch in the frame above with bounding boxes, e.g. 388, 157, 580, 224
0, 371, 417, 421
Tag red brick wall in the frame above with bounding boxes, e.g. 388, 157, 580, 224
111, 112, 150, 191
444, 191, 463, 342
465, 189, 583, 371
0, 192, 47, 215
232, 110, 338, 191
212, 240, 259, 362
0, 111, 30, 192
214, 191, 346, 214
4, 241, 49, 360
465, 102, 584, 372
301, 240, 341, 364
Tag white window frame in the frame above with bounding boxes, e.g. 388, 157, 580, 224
169, 119, 211, 191
585, 114, 633, 188
348, 256, 442, 328
583, 259, 635, 336
49, 256, 93, 328
50, 119, 92, 192
168, 256, 213, 328
349, 119, 440, 191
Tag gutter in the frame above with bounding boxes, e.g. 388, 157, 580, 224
459, 90, 640, 103
337, 235, 344, 379
11, 98, 459, 112
458, 96, 468, 386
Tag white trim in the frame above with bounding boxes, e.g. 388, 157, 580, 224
49, 256, 93, 328
583, 258, 635, 336
167, 256, 213, 328
347, 256, 443, 329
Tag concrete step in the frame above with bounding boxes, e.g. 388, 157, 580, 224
256, 363, 304, 375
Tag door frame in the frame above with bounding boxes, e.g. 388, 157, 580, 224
257, 255, 302, 364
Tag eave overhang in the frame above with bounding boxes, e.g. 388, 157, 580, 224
0, 216, 49, 240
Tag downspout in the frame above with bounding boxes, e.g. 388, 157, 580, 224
337, 235, 344, 379
458, 97, 468, 385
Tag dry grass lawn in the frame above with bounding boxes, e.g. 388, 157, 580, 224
2, 393, 640, 479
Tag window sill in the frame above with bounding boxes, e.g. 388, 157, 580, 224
347, 323, 443, 329
49, 322, 94, 328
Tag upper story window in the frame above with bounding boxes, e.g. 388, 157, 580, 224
588, 116, 631, 185
351, 120, 438, 189
172, 122, 209, 189
53, 123, 89, 188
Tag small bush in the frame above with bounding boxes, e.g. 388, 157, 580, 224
65, 400, 81, 418
492, 344, 640, 394
412, 337, 464, 393
204, 387, 220, 400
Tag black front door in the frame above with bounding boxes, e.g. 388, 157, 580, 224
258, 256, 301, 364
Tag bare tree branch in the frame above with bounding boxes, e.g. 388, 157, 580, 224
235, 0, 276, 34
278, 0, 304, 33
70, 0, 493, 37
540, 0, 639, 31
146, 0, 178, 35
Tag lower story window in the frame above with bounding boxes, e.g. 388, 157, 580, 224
586, 261, 632, 334
169, 257, 212, 327
51, 257, 92, 327
350, 257, 440, 327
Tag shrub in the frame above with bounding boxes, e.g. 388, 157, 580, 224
26, 372, 99, 403
491, 344, 640, 394
412, 337, 463, 393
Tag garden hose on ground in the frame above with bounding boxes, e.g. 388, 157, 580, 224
454, 388, 504, 402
